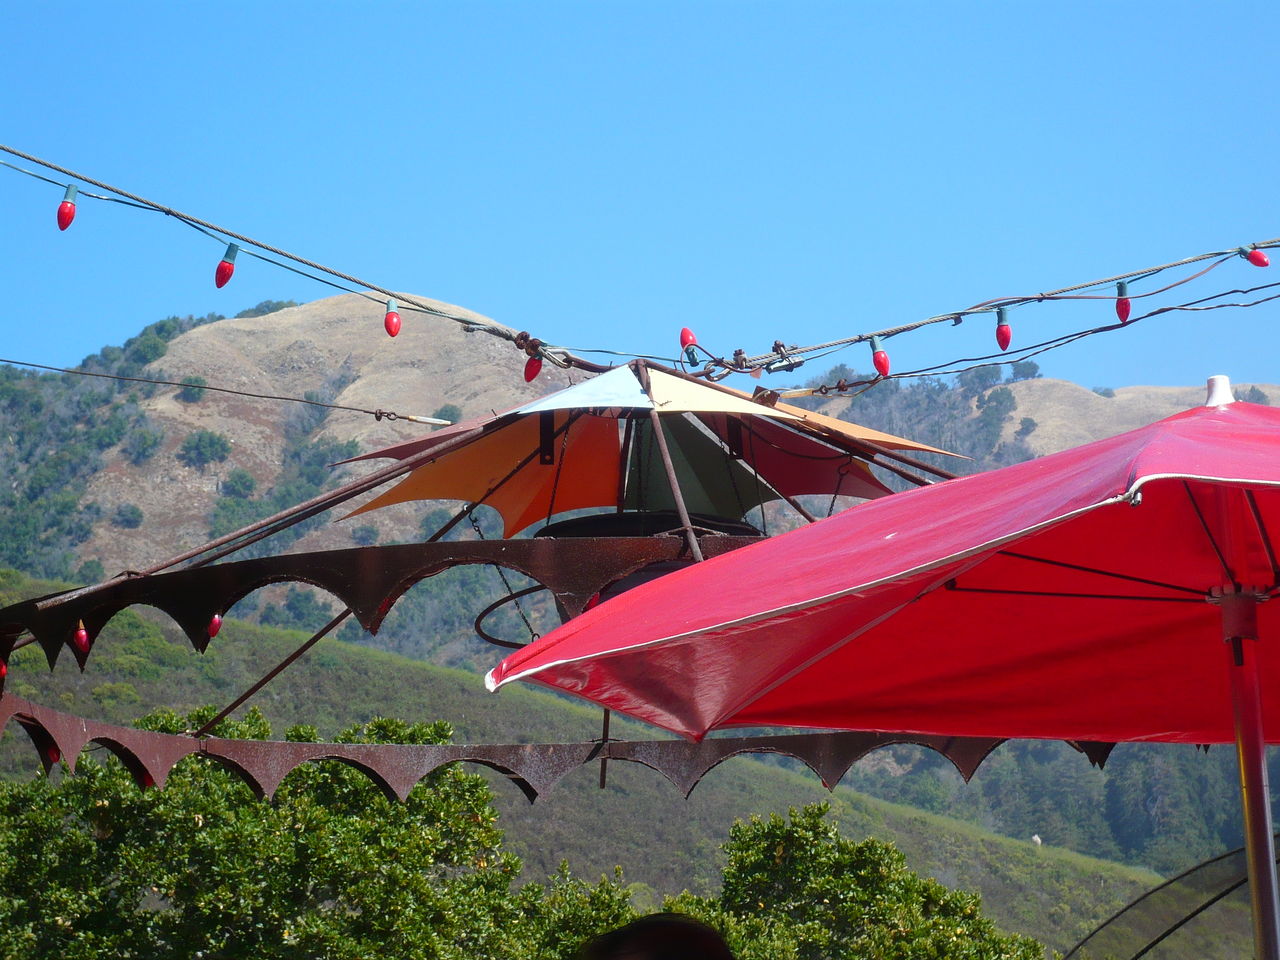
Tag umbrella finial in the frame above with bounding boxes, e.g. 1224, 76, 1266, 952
1205, 375, 1235, 407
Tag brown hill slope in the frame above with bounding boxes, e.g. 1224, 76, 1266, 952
78, 294, 1278, 573
79, 294, 575, 572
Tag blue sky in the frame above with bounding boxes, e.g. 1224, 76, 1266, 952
2, 2, 1278, 392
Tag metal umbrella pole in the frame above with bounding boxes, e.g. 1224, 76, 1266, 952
1222, 588, 1280, 960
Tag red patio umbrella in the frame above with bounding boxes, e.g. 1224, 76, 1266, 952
488, 378, 1280, 960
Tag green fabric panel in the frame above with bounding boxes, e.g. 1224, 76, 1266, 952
623, 415, 771, 519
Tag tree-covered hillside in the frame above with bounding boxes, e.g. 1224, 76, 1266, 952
0, 569, 1157, 952
0, 311, 1264, 883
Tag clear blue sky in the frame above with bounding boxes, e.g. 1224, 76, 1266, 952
2, 2, 1278, 392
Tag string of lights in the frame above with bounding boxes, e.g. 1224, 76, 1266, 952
0, 356, 450, 425
0, 144, 611, 375
2, 144, 1277, 391
783, 280, 1280, 399
680, 246, 1276, 381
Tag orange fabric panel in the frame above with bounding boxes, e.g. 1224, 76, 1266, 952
346, 412, 621, 537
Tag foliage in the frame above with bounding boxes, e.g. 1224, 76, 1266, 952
1093, 386, 1116, 398
122, 427, 163, 466
0, 707, 635, 959
260, 586, 336, 629
175, 376, 207, 403
351, 524, 379, 546
669, 804, 1040, 960
795, 363, 1039, 479
207, 435, 358, 557
234, 300, 299, 319
432, 403, 464, 427
1008, 361, 1041, 382
0, 569, 1158, 950
221, 468, 257, 500
177, 429, 231, 471
1240, 385, 1270, 405
111, 504, 144, 529
0, 712, 1036, 959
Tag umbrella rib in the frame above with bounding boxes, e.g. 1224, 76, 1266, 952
946, 584, 1204, 603
997, 550, 1205, 596
1246, 490, 1280, 583
1184, 481, 1237, 586
1129, 877, 1249, 960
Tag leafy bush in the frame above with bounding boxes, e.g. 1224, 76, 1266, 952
176, 376, 207, 403
669, 804, 1041, 960
0, 707, 634, 959
222, 468, 257, 499
234, 299, 298, 319
351, 525, 379, 546
433, 403, 463, 426
111, 503, 144, 529
1241, 385, 1271, 405
1092, 386, 1116, 398
178, 430, 231, 471
123, 427, 164, 465
123, 332, 168, 366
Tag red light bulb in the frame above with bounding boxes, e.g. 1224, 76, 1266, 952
1115, 281, 1131, 323
995, 308, 1012, 352
524, 356, 543, 382
73, 622, 90, 654
870, 336, 890, 377
208, 613, 222, 639
1247, 248, 1270, 268
0, 660, 8, 680
214, 243, 239, 288
384, 299, 401, 338
46, 746, 61, 764
141, 772, 155, 789
680, 327, 699, 364
57, 185, 78, 231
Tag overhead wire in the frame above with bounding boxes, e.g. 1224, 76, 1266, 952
724, 249, 1275, 375
789, 280, 1280, 397
0, 144, 610, 374
3, 144, 1278, 388
0, 356, 448, 425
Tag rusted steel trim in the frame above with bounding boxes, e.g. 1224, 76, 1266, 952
0, 692, 1072, 804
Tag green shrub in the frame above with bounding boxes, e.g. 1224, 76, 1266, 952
111, 503, 144, 529
176, 376, 208, 403
178, 430, 231, 471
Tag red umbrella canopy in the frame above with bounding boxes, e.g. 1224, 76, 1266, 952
488, 398, 1280, 745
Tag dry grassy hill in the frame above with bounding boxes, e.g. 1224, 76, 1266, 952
76, 292, 1278, 577
79, 294, 575, 572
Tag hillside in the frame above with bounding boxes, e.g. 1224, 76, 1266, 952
73, 294, 575, 574
2, 294, 1277, 931
25, 294, 1275, 576
0, 569, 1158, 952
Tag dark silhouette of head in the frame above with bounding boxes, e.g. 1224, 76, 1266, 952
577, 913, 735, 960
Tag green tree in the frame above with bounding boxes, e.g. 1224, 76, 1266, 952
0, 708, 634, 959
1241, 385, 1270, 405
221, 467, 257, 499
234, 300, 299, 319
111, 503, 144, 529
177, 430, 231, 471
176, 376, 207, 403
432, 403, 463, 428
669, 804, 1040, 960
122, 427, 164, 465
